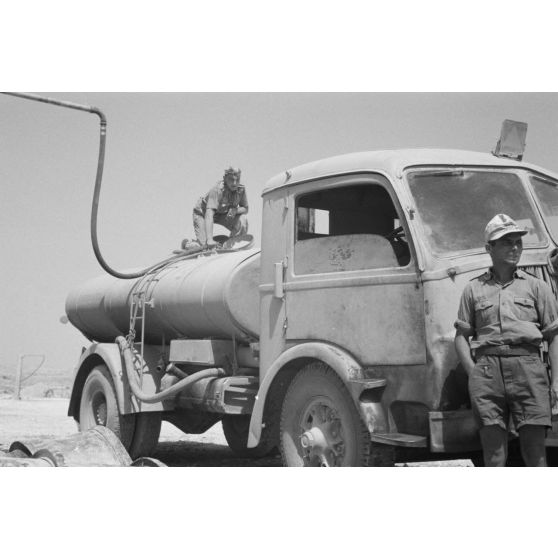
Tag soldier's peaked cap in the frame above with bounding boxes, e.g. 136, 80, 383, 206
484, 214, 528, 243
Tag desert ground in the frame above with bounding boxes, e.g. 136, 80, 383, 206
0, 365, 282, 465
0, 396, 480, 467
0, 397, 283, 466
0, 366, 481, 466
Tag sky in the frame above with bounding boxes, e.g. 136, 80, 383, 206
2, 92, 558, 371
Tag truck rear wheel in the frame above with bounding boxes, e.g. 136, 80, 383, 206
222, 415, 277, 458
280, 363, 393, 467
79, 365, 135, 449
79, 366, 162, 458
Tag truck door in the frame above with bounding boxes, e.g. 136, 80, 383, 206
285, 173, 426, 365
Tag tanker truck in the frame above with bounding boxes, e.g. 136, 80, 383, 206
65, 122, 558, 466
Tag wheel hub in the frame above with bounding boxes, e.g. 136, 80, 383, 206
299, 400, 345, 466
91, 392, 107, 426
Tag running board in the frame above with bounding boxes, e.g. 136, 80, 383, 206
369, 432, 427, 447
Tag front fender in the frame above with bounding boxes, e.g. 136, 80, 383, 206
247, 342, 388, 448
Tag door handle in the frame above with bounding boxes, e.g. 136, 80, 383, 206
274, 262, 284, 299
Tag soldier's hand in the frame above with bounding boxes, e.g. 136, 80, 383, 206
227, 208, 237, 218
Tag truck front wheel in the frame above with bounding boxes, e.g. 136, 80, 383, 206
280, 363, 392, 467
79, 365, 135, 449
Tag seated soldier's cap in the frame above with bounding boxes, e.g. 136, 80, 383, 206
484, 214, 528, 242
224, 166, 241, 177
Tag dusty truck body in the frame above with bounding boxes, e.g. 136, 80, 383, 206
66, 147, 558, 466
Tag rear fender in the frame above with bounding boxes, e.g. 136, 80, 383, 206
247, 342, 388, 448
67, 343, 133, 420
68, 343, 167, 419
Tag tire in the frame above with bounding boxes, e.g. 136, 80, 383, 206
222, 414, 277, 458
279, 363, 393, 467
79, 365, 135, 449
128, 412, 162, 459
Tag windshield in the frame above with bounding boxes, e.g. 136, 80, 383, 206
529, 175, 558, 243
407, 169, 546, 256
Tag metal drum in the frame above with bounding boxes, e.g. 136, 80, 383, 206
8, 426, 132, 467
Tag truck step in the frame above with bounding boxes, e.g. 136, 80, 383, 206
369, 432, 427, 447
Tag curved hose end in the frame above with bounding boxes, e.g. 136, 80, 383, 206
91, 106, 107, 126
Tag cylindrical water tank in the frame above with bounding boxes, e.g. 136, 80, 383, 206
65, 250, 261, 343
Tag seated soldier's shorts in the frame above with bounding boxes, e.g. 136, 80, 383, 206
468, 354, 552, 430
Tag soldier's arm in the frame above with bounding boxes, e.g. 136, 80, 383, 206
228, 205, 247, 217
538, 281, 558, 338
533, 281, 558, 410
204, 208, 216, 247
454, 284, 476, 375
455, 332, 476, 376
238, 189, 249, 214
227, 190, 248, 217
548, 334, 558, 412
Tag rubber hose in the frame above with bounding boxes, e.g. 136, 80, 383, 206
2, 93, 254, 280
2, 92, 177, 279
116, 336, 226, 403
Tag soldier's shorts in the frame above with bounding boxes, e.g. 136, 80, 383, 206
468, 354, 552, 430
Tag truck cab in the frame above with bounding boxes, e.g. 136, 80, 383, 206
251, 148, 558, 465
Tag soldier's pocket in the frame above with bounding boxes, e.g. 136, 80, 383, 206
474, 299, 495, 322
469, 358, 493, 386
513, 297, 537, 321
477, 361, 493, 379
519, 356, 549, 390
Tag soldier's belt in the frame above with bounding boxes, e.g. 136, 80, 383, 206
475, 344, 540, 357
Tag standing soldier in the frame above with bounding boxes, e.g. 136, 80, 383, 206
454, 214, 558, 466
191, 166, 249, 249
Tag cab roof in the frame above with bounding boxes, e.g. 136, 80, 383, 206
262, 149, 558, 195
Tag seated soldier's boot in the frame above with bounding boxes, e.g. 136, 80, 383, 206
181, 238, 201, 250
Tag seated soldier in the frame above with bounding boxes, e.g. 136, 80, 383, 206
192, 167, 249, 249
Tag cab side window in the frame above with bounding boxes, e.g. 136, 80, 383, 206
294, 183, 410, 274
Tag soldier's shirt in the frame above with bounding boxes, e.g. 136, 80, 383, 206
194, 181, 248, 216
455, 268, 558, 350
